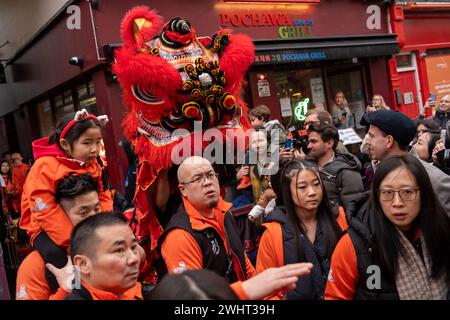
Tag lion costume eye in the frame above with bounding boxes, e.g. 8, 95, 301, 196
132, 85, 164, 105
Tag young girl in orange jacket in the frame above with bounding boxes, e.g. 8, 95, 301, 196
20, 109, 113, 292
256, 160, 347, 300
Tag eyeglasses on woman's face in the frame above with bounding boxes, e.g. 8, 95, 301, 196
377, 188, 419, 201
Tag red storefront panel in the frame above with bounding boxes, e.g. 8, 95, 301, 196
402, 12, 450, 51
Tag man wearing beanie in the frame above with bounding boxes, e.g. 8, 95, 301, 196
362, 110, 450, 216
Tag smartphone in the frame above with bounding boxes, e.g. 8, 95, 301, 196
284, 138, 292, 150
440, 129, 447, 142
429, 93, 437, 106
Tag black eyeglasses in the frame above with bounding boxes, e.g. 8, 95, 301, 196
181, 172, 219, 185
377, 188, 420, 201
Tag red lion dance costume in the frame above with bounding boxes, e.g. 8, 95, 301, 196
113, 6, 254, 283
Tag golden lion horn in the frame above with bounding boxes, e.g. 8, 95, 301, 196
133, 18, 153, 48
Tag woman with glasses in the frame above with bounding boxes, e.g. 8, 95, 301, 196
325, 154, 450, 300
256, 160, 348, 300
366, 94, 390, 113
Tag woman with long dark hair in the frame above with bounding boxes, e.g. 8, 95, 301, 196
256, 160, 347, 300
325, 154, 450, 300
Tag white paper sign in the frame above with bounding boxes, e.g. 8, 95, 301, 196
338, 128, 363, 145
310, 77, 325, 103
279, 97, 292, 117
403, 92, 414, 104
257, 79, 271, 97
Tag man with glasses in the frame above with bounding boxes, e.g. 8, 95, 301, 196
157, 156, 316, 299
158, 156, 255, 292
362, 110, 450, 217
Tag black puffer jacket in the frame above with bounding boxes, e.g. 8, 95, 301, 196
320, 152, 365, 214
432, 109, 450, 129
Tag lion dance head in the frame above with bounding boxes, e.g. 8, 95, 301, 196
113, 6, 254, 282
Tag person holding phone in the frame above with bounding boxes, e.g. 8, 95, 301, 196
419, 94, 450, 129
366, 94, 390, 113
331, 91, 354, 129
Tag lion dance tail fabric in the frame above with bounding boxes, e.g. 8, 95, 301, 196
114, 6, 254, 283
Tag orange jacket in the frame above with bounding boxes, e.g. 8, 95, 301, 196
324, 226, 421, 300
2, 174, 21, 213
323, 233, 358, 300
12, 163, 29, 192
20, 155, 113, 247
16, 251, 143, 300
16, 251, 69, 300
161, 196, 255, 299
256, 207, 348, 299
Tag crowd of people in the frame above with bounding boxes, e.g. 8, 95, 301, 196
1, 93, 450, 301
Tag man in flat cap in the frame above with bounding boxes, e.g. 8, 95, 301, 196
362, 110, 450, 216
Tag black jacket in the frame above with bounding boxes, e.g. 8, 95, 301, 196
320, 152, 365, 214
432, 109, 450, 129
264, 207, 334, 300
156, 202, 247, 283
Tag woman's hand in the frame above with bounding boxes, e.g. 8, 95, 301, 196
432, 139, 445, 164
366, 105, 376, 113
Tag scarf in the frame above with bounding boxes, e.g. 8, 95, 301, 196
395, 228, 448, 300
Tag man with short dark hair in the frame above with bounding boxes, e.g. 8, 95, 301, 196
307, 123, 364, 213
68, 213, 143, 300
16, 174, 101, 300
362, 110, 450, 216
304, 110, 349, 155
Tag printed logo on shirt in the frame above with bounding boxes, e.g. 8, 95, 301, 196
16, 284, 29, 299
172, 261, 188, 274
32, 198, 49, 212
210, 238, 220, 256
327, 268, 336, 283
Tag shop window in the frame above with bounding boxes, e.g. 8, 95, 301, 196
79, 80, 97, 114
36, 99, 53, 136
273, 68, 325, 124
31, 79, 95, 139
328, 70, 366, 132
77, 83, 88, 100
55, 91, 74, 122
396, 54, 413, 69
